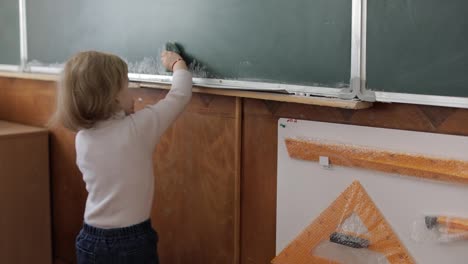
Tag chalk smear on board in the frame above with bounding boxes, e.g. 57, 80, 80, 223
27, 57, 211, 79
27, 60, 64, 70
188, 59, 210, 78
127, 57, 164, 75
25, 57, 349, 90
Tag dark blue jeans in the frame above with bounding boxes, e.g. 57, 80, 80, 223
76, 219, 159, 264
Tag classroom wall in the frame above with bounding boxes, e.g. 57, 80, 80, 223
0, 76, 467, 264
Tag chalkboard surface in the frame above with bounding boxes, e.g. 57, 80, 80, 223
0, 0, 20, 65
26, 0, 351, 87
367, 0, 468, 97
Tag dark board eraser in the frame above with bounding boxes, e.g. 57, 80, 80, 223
164, 42, 194, 66
165, 42, 181, 54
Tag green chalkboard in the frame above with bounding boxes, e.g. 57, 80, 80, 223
26, 0, 351, 87
0, 0, 20, 65
367, 0, 468, 97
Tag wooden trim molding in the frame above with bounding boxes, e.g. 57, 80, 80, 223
234, 97, 242, 264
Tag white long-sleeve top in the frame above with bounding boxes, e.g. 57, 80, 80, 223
76, 69, 192, 228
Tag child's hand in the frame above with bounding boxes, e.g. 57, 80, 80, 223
161, 51, 187, 72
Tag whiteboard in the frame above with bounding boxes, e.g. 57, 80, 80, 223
277, 118, 468, 263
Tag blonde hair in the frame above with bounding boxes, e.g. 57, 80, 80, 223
50, 51, 128, 131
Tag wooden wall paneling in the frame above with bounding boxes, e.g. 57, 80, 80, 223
234, 98, 242, 264
134, 89, 240, 264
0, 78, 55, 125
241, 99, 279, 264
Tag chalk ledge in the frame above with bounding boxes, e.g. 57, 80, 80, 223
0, 71, 373, 110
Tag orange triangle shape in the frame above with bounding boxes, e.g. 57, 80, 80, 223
272, 181, 414, 264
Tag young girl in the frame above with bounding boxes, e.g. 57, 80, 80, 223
52, 50, 192, 263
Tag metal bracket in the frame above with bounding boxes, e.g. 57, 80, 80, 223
19, 0, 28, 72
340, 77, 376, 102
339, 0, 376, 103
